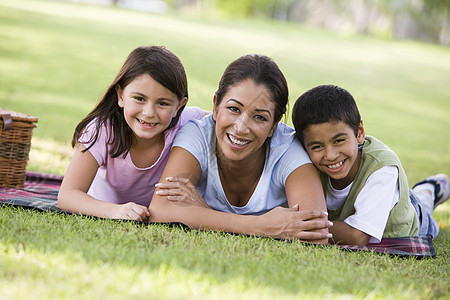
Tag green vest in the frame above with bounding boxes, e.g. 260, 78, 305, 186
321, 136, 419, 238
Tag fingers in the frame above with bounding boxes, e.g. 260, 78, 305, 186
122, 203, 150, 222
295, 231, 333, 241
289, 204, 299, 211
297, 209, 329, 221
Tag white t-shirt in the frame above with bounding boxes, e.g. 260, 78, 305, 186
173, 114, 312, 215
326, 166, 399, 243
79, 107, 205, 207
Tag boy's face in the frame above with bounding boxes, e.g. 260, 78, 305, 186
303, 120, 365, 189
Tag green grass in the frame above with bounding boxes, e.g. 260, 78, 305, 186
0, 0, 449, 299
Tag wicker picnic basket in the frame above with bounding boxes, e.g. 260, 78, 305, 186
0, 108, 38, 187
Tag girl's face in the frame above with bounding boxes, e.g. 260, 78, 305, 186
213, 79, 278, 164
302, 120, 365, 190
117, 74, 186, 144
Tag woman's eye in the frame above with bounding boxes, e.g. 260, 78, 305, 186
254, 115, 268, 122
228, 106, 239, 113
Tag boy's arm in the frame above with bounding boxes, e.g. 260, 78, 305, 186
329, 221, 370, 246
328, 166, 400, 246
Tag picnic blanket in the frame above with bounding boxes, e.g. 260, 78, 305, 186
0, 172, 436, 258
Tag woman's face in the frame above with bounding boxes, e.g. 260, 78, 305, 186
213, 79, 278, 164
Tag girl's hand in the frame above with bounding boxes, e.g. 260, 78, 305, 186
155, 177, 210, 208
261, 205, 333, 242
106, 202, 150, 222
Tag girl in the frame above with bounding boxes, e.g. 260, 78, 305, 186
58, 46, 206, 221
149, 54, 332, 243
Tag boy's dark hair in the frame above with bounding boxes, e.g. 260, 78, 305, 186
72, 46, 188, 158
292, 85, 361, 145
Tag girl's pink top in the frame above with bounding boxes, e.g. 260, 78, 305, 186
80, 107, 205, 207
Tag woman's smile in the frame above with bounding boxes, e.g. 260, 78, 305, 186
213, 79, 277, 163
227, 133, 251, 147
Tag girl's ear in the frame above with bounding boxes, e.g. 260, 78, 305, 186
176, 97, 188, 111
116, 85, 124, 108
212, 94, 218, 122
357, 120, 365, 144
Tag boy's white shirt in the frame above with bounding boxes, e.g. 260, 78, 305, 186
326, 166, 399, 243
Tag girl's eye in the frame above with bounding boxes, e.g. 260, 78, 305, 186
158, 101, 170, 106
228, 106, 239, 113
134, 97, 145, 102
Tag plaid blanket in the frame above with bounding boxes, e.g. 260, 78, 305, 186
335, 235, 435, 258
0, 172, 436, 258
0, 171, 65, 213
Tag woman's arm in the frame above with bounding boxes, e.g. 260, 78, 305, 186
149, 147, 332, 240
58, 144, 150, 221
284, 163, 331, 245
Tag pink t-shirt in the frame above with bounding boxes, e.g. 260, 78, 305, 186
80, 107, 205, 207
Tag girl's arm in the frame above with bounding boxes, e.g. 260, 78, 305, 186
149, 147, 332, 240
57, 144, 150, 221
284, 163, 331, 245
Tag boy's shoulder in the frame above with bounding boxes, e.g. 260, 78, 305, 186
362, 135, 401, 165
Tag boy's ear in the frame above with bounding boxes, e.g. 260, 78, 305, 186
116, 85, 124, 108
357, 120, 365, 144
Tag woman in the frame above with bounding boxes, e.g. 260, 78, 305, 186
149, 54, 332, 243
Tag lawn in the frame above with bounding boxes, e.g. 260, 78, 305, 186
0, 0, 449, 299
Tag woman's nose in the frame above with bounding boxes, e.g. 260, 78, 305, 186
233, 114, 250, 134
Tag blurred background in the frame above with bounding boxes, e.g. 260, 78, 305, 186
67, 0, 450, 45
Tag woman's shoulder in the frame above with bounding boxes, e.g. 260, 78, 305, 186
178, 106, 208, 125
271, 122, 296, 145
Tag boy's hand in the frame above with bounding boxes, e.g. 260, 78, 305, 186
328, 221, 370, 246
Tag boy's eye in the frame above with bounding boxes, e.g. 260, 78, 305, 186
334, 138, 345, 144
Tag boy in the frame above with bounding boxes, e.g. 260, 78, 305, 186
292, 85, 449, 246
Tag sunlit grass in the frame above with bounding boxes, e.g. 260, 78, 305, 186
0, 0, 449, 299
1, 206, 449, 299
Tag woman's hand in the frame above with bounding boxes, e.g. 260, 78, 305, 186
260, 204, 333, 242
155, 177, 210, 208
106, 202, 150, 222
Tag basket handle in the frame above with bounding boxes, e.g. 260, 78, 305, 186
1, 113, 13, 130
